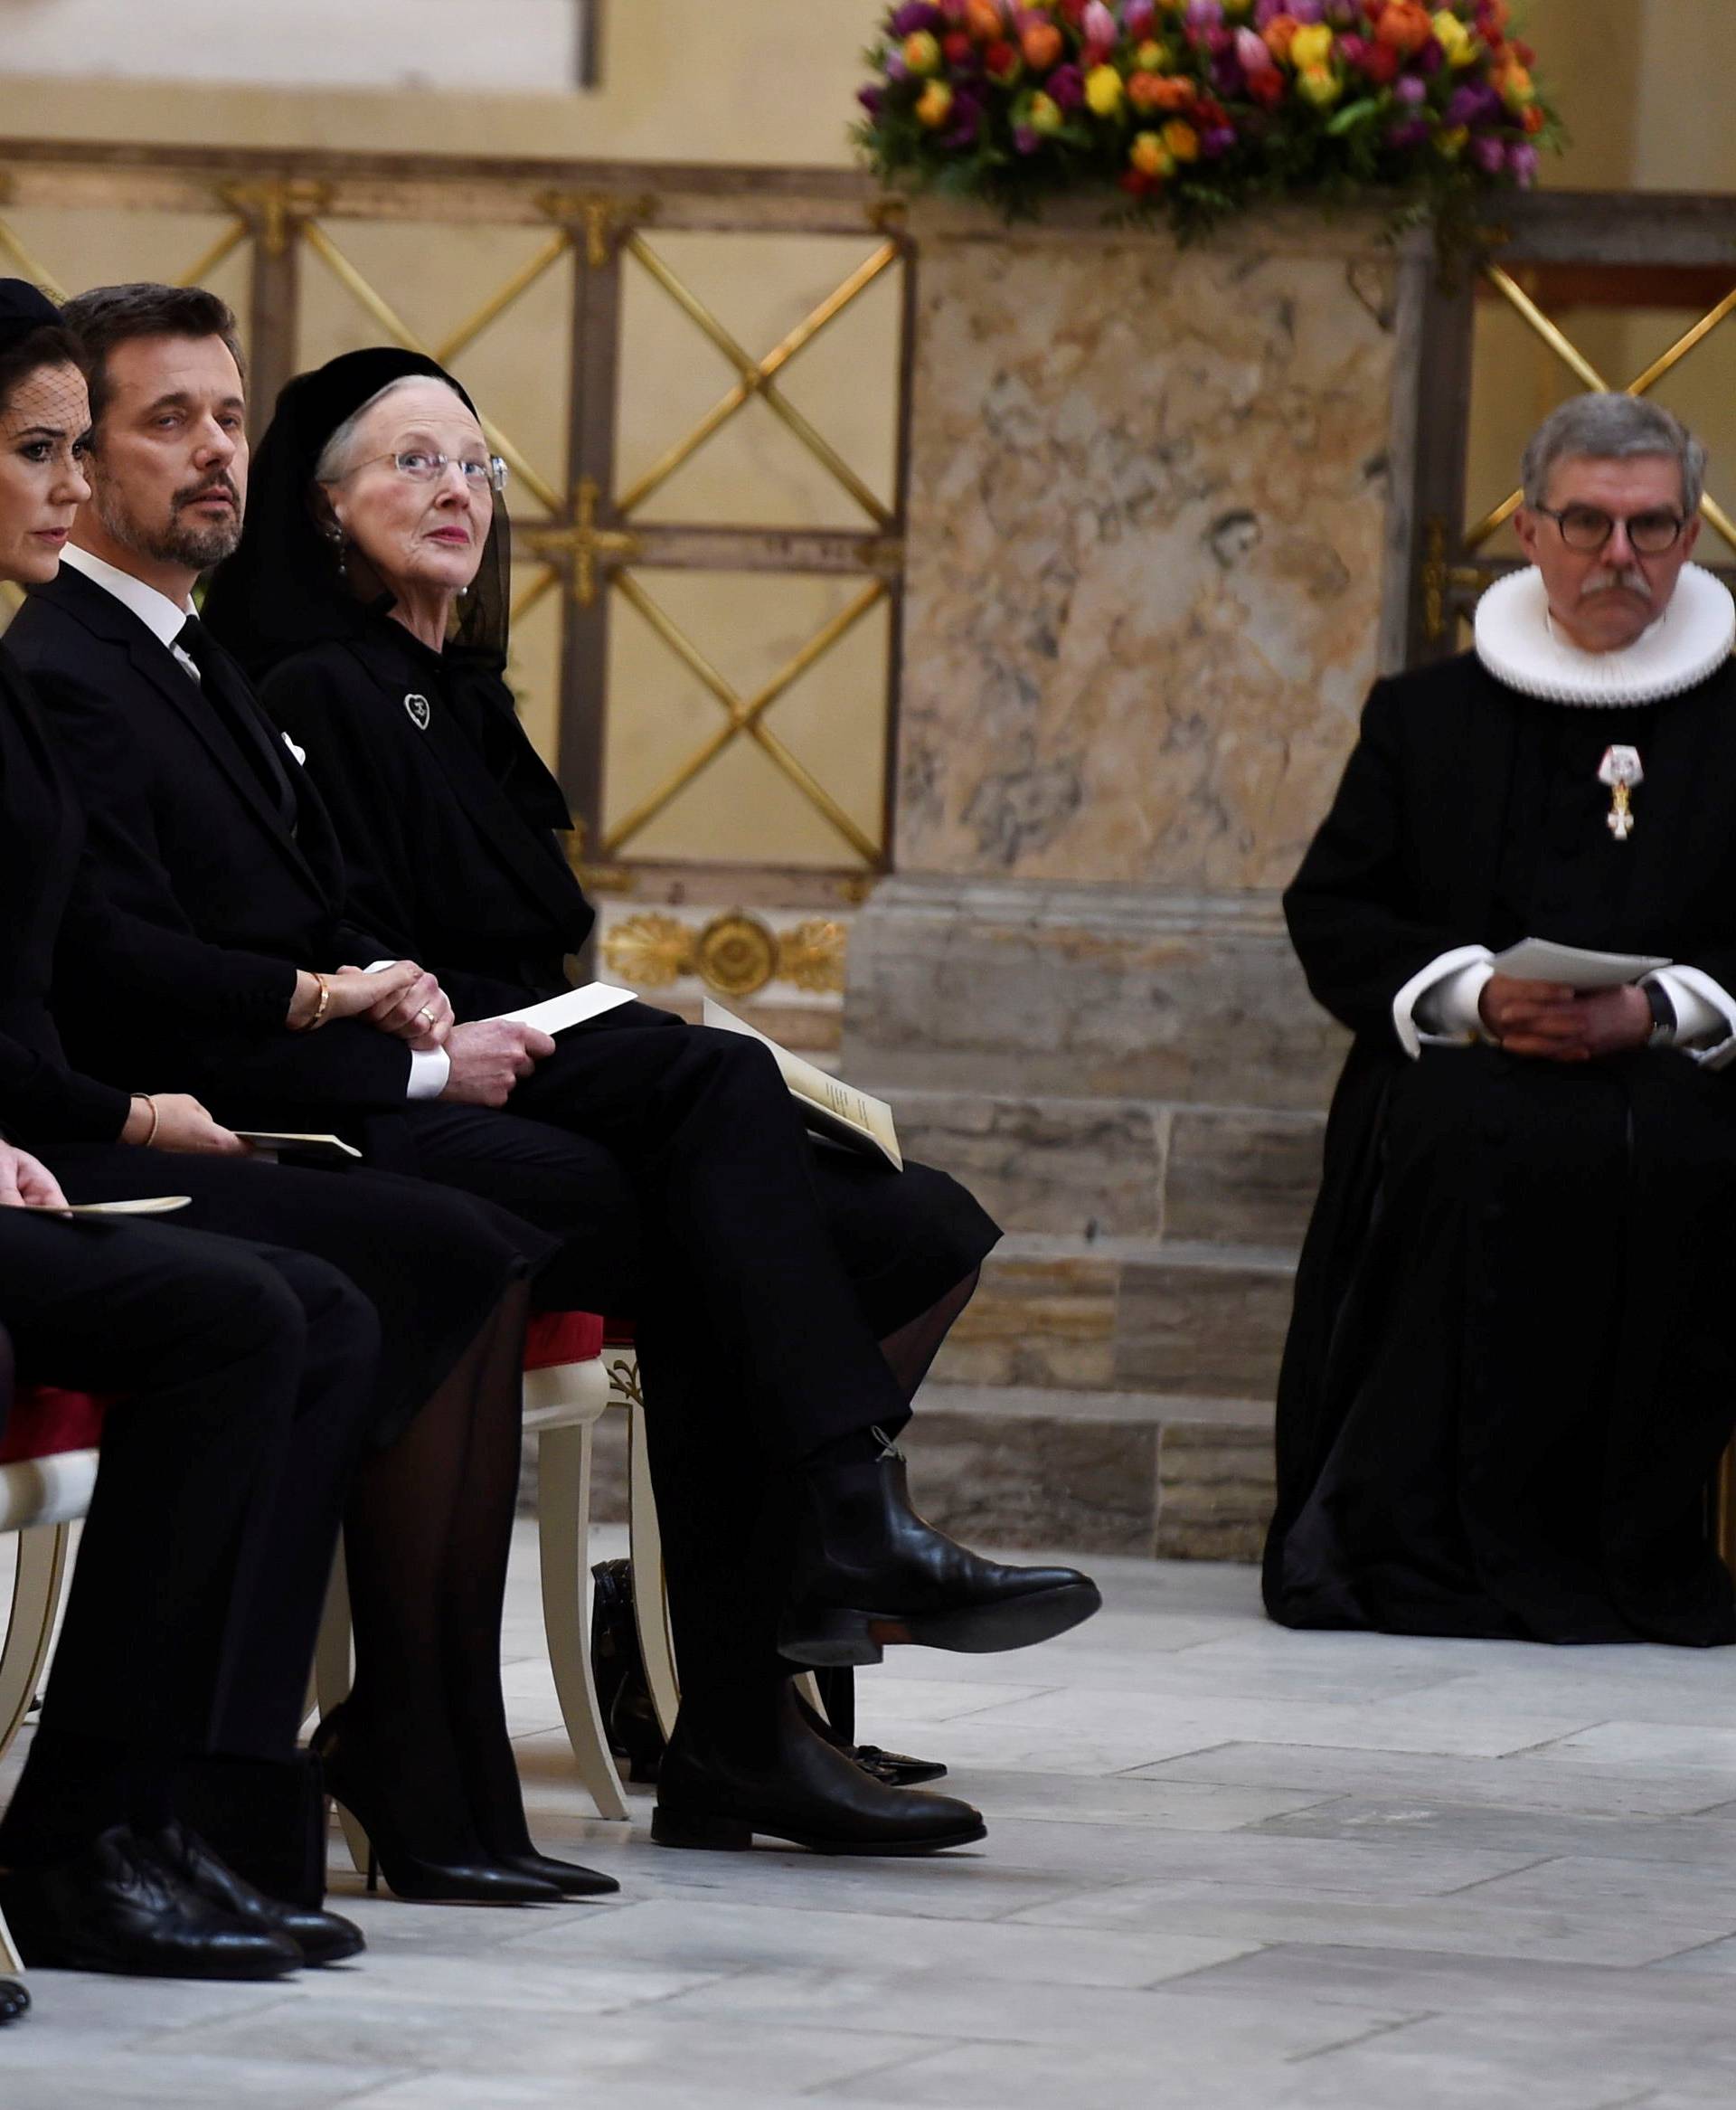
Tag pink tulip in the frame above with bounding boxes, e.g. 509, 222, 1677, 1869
1082, 1, 1118, 50
1235, 26, 1276, 71
1125, 0, 1156, 32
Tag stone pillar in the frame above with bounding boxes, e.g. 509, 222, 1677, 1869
848, 202, 1432, 1558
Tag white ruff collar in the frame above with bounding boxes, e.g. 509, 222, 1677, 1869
1474, 562, 1735, 705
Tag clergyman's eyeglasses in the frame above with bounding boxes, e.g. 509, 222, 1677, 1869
1533, 502, 1687, 555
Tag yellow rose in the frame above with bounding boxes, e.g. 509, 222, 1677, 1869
1289, 24, 1335, 70
916, 79, 955, 127
1029, 90, 1064, 134
1432, 10, 1475, 64
1437, 124, 1468, 155
1162, 118, 1201, 162
1297, 63, 1342, 105
1130, 130, 1174, 176
903, 31, 942, 74
1085, 63, 1126, 116
1135, 39, 1166, 68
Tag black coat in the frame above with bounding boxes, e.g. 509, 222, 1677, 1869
1269, 648, 1736, 1646
8, 566, 416, 1115
260, 616, 593, 1022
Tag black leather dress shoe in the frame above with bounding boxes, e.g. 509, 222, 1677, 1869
152, 1822, 364, 1967
794, 1692, 948, 1785
652, 1683, 986, 1856
0, 1826, 301, 1979
0, 1977, 28, 2025
779, 1437, 1102, 1668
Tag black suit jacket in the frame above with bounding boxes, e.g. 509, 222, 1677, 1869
8, 566, 415, 1117
0, 638, 307, 1147
261, 617, 594, 1023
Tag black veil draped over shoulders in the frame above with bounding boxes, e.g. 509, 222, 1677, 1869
202, 346, 510, 682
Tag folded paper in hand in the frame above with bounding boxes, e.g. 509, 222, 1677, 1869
703, 999, 903, 1172
1490, 938, 1671, 989
490, 982, 637, 1034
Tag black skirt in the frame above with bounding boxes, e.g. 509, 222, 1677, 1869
44, 1144, 556, 1450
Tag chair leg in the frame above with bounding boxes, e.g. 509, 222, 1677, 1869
0, 1524, 70, 1763
0, 1903, 19, 1975
536, 1422, 628, 1822
626, 1394, 681, 1744
313, 1547, 369, 1878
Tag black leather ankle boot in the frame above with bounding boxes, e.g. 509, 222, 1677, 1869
779, 1432, 1102, 1669
653, 1682, 985, 1856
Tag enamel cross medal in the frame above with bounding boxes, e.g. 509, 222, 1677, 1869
1598, 744, 1643, 841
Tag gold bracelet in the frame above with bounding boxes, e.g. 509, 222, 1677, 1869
135, 1093, 160, 1148
293, 972, 332, 1032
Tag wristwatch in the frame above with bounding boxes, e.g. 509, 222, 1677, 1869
1643, 978, 1677, 1046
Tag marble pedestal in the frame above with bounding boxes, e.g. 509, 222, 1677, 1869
847, 203, 1433, 1558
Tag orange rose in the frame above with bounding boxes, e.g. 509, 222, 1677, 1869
1522, 100, 1545, 133
967, 0, 1005, 37
1375, 1, 1433, 52
1153, 73, 1194, 109
1127, 71, 1166, 109
1262, 14, 1299, 59
1021, 18, 1064, 67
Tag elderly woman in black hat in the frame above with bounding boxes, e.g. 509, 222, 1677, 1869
204, 348, 1099, 1858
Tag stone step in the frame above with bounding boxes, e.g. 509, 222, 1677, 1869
901, 1381, 1275, 1564
931, 1234, 1297, 1402
893, 1090, 1324, 1248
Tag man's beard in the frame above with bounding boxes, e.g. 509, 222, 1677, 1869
89, 472, 242, 571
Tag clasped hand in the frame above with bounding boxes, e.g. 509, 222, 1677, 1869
299, 962, 456, 1050
1477, 974, 1654, 1062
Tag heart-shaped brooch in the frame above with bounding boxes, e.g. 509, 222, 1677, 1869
404, 693, 431, 732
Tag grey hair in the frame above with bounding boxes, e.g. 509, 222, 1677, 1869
1522, 392, 1707, 515
313, 373, 473, 485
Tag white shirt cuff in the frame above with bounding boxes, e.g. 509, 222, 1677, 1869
1648, 966, 1736, 1067
407, 1046, 451, 1100
1392, 946, 1495, 1059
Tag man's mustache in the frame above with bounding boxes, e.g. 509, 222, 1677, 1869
173, 476, 240, 512
1580, 565, 1650, 600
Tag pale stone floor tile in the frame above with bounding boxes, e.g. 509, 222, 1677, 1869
13, 1529, 1736, 2105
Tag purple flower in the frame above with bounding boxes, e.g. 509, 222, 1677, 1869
1469, 133, 1506, 175
1255, 0, 1287, 24
1288, 0, 1325, 21
1201, 124, 1238, 156
1014, 123, 1042, 154
1185, 0, 1223, 25
1211, 51, 1245, 95
1508, 141, 1540, 186
1445, 82, 1491, 127
884, 52, 910, 82
1385, 118, 1430, 150
890, 3, 946, 33
858, 84, 887, 118
942, 94, 986, 147
1047, 62, 1086, 109
1125, 0, 1156, 33
1394, 73, 1426, 106
1416, 37, 1445, 73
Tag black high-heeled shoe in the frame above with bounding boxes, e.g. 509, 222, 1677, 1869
493, 1851, 619, 1898
311, 1710, 561, 1907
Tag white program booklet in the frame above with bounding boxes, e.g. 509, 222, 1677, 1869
1490, 938, 1671, 989
703, 998, 903, 1172
490, 982, 637, 1034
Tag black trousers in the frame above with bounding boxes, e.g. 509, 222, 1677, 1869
0, 1212, 377, 1763
399, 1009, 1000, 1704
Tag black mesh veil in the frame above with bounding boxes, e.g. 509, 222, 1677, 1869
203, 347, 511, 683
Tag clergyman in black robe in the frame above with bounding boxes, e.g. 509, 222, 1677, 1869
1266, 392, 1736, 1647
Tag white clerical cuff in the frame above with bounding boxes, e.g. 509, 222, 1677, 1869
1648, 966, 1736, 1068
1392, 945, 1495, 1059
407, 1046, 451, 1100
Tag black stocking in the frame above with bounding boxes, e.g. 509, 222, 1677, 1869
335, 1280, 533, 1863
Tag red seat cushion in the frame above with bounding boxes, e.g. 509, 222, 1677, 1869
523, 1310, 606, 1371
0, 1386, 108, 1466
602, 1319, 637, 1349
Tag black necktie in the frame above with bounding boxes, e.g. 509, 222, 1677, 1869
175, 613, 297, 828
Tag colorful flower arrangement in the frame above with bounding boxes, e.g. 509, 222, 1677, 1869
855, 0, 1559, 236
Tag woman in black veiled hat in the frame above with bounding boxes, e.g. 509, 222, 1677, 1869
205, 350, 1098, 1857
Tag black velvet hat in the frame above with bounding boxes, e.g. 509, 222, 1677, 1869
0, 278, 62, 347
203, 346, 509, 681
